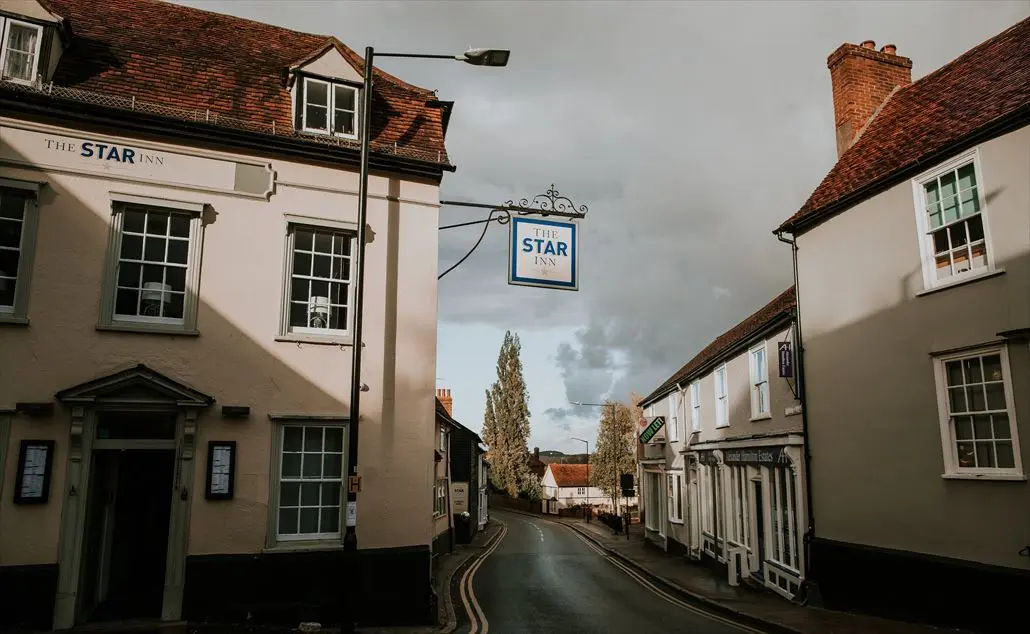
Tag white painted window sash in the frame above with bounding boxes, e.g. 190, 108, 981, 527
749, 342, 770, 418
911, 149, 997, 290
715, 365, 729, 428
690, 381, 701, 432
668, 392, 679, 442
0, 17, 43, 84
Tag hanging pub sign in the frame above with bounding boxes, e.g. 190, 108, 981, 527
13, 439, 55, 504
508, 217, 579, 291
723, 446, 790, 467
205, 441, 236, 501
778, 341, 794, 378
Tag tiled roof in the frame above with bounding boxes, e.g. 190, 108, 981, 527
548, 463, 591, 488
35, 0, 449, 166
777, 17, 1030, 234
641, 287, 796, 406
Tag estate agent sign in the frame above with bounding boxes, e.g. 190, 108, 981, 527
639, 416, 666, 444
508, 216, 578, 291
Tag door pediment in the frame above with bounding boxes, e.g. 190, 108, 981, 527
55, 363, 214, 408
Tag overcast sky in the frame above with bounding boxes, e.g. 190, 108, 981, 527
176, 0, 1028, 453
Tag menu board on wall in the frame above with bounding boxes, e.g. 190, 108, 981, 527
205, 441, 236, 501
14, 440, 55, 504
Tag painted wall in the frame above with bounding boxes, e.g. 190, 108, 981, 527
0, 117, 440, 565
796, 126, 1030, 569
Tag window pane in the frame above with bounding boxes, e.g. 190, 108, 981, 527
992, 414, 1011, 439
982, 355, 1003, 381
995, 442, 1015, 469
333, 111, 355, 135
4, 24, 38, 81
283, 427, 303, 451
985, 383, 1006, 410
294, 228, 313, 251
302, 453, 322, 478
306, 80, 328, 105
320, 507, 340, 534
975, 443, 995, 468
313, 254, 331, 278
954, 416, 972, 440
169, 214, 190, 238
0, 219, 21, 248
299, 508, 319, 533
114, 289, 139, 316
972, 415, 991, 439
124, 209, 146, 233
948, 388, 966, 413
306, 104, 328, 130
278, 508, 299, 535
280, 482, 299, 507
322, 481, 341, 506
932, 229, 949, 255
281, 453, 301, 478
325, 427, 343, 452
167, 239, 188, 265
956, 443, 975, 467
945, 361, 964, 386
967, 385, 985, 411
956, 163, 977, 191
148, 212, 168, 235
120, 234, 143, 260
948, 223, 967, 248
968, 215, 984, 242
962, 358, 981, 384
314, 231, 332, 254
166, 293, 184, 319
334, 86, 356, 111
293, 250, 312, 276
323, 453, 342, 478
0, 245, 20, 277
301, 482, 320, 506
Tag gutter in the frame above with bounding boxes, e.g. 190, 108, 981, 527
774, 230, 816, 595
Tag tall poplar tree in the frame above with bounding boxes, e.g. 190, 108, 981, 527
590, 398, 637, 513
487, 331, 539, 499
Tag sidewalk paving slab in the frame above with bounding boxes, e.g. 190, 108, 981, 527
559, 516, 977, 634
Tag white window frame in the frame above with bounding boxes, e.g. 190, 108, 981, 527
278, 216, 357, 344
667, 391, 680, 442
0, 17, 43, 85
576, 487, 586, 495
690, 380, 701, 432
439, 426, 448, 452
911, 149, 998, 292
301, 76, 359, 140
98, 195, 205, 335
667, 471, 683, 523
434, 478, 448, 517
266, 417, 348, 546
0, 179, 42, 324
714, 365, 729, 428
749, 341, 771, 420
933, 345, 1023, 480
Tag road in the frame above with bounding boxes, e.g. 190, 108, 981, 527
457, 510, 762, 634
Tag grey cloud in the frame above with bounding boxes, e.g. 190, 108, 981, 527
174, 0, 1030, 435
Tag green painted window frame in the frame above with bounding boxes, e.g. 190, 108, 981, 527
0, 179, 43, 325
97, 194, 206, 335
265, 414, 349, 550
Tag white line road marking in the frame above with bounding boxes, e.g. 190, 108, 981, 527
559, 523, 765, 634
460, 520, 508, 634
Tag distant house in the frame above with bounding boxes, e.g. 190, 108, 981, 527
435, 389, 488, 542
432, 398, 456, 557
528, 447, 548, 480
541, 464, 605, 511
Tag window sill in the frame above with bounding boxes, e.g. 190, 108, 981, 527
941, 472, 1026, 482
669, 519, 684, 525
750, 413, 772, 422
275, 334, 354, 347
916, 268, 1005, 298
96, 323, 200, 336
0, 315, 29, 326
263, 539, 345, 554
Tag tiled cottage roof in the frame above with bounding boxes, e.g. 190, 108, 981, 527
34, 0, 450, 166
641, 287, 796, 407
777, 17, 1030, 234
548, 464, 591, 488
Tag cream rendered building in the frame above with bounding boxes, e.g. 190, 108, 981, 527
775, 19, 1030, 633
0, 0, 453, 629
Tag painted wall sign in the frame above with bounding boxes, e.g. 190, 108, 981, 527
508, 217, 578, 291
0, 124, 273, 197
723, 446, 790, 467
450, 481, 469, 514
778, 341, 794, 378
14, 439, 55, 504
639, 416, 666, 444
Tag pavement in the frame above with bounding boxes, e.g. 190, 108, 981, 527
460, 509, 749, 633
557, 513, 977, 634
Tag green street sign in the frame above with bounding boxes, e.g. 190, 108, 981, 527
639, 416, 666, 443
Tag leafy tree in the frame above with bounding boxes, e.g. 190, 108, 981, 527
590, 397, 637, 513
485, 331, 537, 497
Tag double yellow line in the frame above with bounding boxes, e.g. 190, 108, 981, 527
560, 523, 767, 634
458, 520, 508, 634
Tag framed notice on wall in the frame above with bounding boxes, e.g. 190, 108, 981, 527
13, 439, 55, 504
205, 441, 236, 501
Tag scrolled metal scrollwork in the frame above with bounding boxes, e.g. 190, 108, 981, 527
506, 184, 588, 218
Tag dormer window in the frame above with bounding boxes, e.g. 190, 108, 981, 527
0, 17, 42, 84
301, 77, 358, 139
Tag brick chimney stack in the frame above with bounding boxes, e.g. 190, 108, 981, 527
436, 388, 453, 417
827, 39, 912, 157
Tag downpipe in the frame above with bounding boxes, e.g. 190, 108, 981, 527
775, 230, 817, 606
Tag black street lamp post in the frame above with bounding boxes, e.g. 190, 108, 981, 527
344, 45, 509, 633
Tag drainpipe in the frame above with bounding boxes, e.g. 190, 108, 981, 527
775, 230, 816, 592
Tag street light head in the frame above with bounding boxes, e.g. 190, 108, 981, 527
461, 48, 510, 67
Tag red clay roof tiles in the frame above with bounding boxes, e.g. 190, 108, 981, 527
36, 0, 450, 165
777, 17, 1030, 234
548, 463, 591, 488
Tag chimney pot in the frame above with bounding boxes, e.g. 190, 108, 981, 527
436, 387, 454, 417
534, 447, 539, 459
881, 44, 896, 55
861, 39, 876, 49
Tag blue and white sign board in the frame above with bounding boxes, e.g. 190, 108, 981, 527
508, 217, 579, 291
